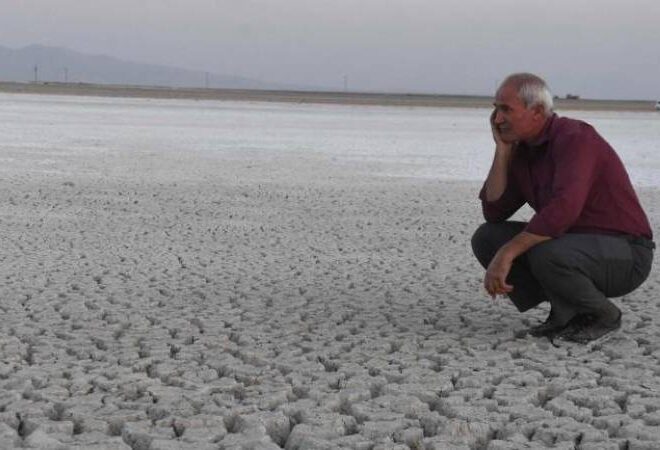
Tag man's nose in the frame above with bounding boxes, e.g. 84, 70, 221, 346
493, 111, 505, 124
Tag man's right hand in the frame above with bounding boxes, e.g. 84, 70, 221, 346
490, 109, 513, 153
484, 109, 515, 202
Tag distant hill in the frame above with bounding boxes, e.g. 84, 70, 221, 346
0, 44, 299, 90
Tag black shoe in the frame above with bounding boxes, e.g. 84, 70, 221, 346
558, 310, 622, 344
528, 313, 568, 338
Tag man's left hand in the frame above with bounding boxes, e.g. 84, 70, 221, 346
484, 249, 514, 298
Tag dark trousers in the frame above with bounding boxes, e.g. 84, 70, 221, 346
471, 222, 654, 325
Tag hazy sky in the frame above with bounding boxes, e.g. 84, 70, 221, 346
2, 0, 659, 99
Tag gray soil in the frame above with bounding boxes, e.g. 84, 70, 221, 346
0, 134, 659, 449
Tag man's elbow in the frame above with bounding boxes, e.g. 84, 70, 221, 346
484, 215, 504, 224
482, 207, 509, 223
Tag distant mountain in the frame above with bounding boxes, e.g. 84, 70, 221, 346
0, 44, 298, 90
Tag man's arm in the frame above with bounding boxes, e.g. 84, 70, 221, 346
484, 231, 551, 298
483, 129, 598, 298
480, 110, 546, 297
483, 147, 515, 201
479, 110, 525, 222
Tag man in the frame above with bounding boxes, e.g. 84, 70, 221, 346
471, 73, 655, 343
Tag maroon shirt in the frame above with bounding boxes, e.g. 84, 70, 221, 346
480, 114, 653, 240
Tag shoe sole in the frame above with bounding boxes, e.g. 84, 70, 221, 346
551, 326, 620, 350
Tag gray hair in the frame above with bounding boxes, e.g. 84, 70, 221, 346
499, 73, 554, 116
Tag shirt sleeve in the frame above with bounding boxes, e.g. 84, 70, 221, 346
525, 128, 599, 237
478, 175, 525, 223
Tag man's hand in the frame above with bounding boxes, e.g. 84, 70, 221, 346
484, 248, 514, 298
490, 109, 513, 150
483, 231, 551, 299
484, 110, 516, 202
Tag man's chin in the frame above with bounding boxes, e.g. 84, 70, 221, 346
497, 128, 517, 144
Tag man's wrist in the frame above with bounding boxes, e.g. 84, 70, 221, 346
500, 232, 552, 262
496, 244, 517, 263
502, 238, 530, 262
495, 144, 513, 157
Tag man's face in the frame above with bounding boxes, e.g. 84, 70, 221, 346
493, 83, 545, 144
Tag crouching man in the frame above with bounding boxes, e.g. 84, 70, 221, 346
471, 73, 655, 343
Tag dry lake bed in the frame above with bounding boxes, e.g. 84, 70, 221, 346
0, 94, 659, 449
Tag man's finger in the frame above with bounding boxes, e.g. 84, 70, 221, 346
489, 280, 502, 298
495, 274, 512, 291
484, 277, 495, 298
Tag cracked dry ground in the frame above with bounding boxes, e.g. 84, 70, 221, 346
0, 152, 659, 450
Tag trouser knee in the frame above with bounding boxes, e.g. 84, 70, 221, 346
472, 221, 529, 268
471, 223, 496, 266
